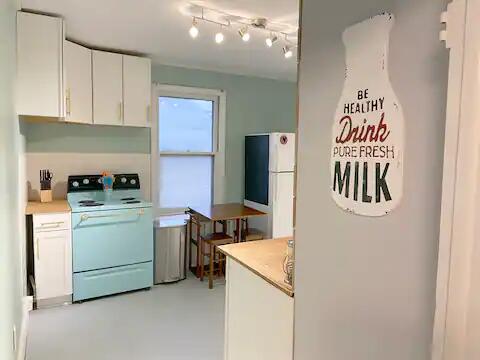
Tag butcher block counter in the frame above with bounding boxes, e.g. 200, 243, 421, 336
25, 200, 71, 215
219, 237, 293, 297
219, 238, 294, 360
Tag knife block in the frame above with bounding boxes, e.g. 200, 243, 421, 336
40, 190, 52, 203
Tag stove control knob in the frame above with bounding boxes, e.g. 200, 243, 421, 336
130, 179, 137, 185
72, 181, 79, 188
83, 179, 90, 185
121, 177, 127, 184
97, 178, 102, 184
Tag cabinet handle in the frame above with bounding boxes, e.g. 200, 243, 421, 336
147, 105, 151, 123
66, 88, 71, 116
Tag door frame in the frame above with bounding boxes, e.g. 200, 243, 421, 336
432, 0, 480, 359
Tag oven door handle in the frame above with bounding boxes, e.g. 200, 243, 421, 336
80, 209, 145, 222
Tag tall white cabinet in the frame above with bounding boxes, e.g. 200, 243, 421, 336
65, 41, 93, 124
92, 50, 124, 126
123, 55, 152, 127
17, 12, 65, 118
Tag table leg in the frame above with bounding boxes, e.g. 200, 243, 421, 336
235, 218, 240, 242
196, 221, 201, 278
188, 219, 192, 275
209, 244, 214, 289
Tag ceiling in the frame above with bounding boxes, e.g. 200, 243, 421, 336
21, 0, 300, 81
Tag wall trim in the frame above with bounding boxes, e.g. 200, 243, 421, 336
17, 296, 33, 360
433, 0, 480, 358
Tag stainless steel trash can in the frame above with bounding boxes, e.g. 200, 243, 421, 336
154, 216, 188, 284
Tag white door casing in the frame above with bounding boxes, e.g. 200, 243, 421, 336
433, 0, 480, 359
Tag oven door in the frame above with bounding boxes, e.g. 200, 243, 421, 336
72, 207, 153, 272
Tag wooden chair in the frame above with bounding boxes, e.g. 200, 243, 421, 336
202, 233, 233, 289
187, 210, 207, 277
189, 213, 233, 288
234, 218, 264, 242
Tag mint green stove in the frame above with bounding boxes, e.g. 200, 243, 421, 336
67, 174, 153, 302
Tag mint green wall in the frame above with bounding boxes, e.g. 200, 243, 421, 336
25, 64, 297, 202
0, 1, 23, 359
152, 65, 297, 202
26, 123, 151, 153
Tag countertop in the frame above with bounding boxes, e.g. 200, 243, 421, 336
25, 200, 71, 215
219, 238, 294, 297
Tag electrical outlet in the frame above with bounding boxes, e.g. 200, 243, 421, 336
12, 325, 17, 351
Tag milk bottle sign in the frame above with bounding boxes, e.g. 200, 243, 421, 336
331, 13, 404, 217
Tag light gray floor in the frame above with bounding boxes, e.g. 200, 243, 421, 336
27, 276, 225, 360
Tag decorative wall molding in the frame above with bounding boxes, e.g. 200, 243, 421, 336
433, 0, 480, 359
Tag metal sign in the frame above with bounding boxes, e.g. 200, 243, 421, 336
330, 13, 405, 217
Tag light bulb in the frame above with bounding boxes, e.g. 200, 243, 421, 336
283, 45, 293, 59
215, 32, 224, 44
189, 18, 199, 38
266, 34, 278, 47
242, 32, 250, 42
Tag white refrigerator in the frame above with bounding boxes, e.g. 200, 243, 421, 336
244, 133, 296, 239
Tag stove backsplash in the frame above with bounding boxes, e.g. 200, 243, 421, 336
26, 153, 151, 201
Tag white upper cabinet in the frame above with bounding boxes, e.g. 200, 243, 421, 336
123, 55, 152, 127
65, 41, 93, 124
92, 50, 123, 126
16, 12, 151, 127
17, 12, 65, 118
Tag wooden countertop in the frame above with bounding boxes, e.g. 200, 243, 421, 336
219, 238, 294, 297
25, 200, 71, 215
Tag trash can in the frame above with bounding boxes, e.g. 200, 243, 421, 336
154, 215, 188, 284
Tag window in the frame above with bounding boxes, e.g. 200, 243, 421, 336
152, 85, 226, 215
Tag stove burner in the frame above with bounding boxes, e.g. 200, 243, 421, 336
124, 200, 141, 204
121, 197, 136, 201
80, 203, 104, 207
79, 200, 95, 204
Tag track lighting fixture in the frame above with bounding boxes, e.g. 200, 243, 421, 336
184, 5, 299, 59
283, 45, 293, 59
238, 26, 250, 42
265, 33, 278, 47
189, 17, 199, 38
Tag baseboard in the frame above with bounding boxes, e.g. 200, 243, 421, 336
17, 296, 33, 360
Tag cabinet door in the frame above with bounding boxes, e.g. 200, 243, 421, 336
123, 55, 151, 127
65, 41, 93, 124
34, 230, 72, 300
92, 50, 123, 126
271, 172, 294, 238
224, 259, 294, 360
17, 12, 65, 117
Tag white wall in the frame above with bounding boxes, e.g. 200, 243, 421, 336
294, 1, 448, 359
0, 1, 26, 359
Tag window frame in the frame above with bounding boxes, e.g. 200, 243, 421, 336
151, 84, 226, 215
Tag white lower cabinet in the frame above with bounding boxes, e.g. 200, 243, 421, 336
33, 213, 72, 305
224, 258, 294, 360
